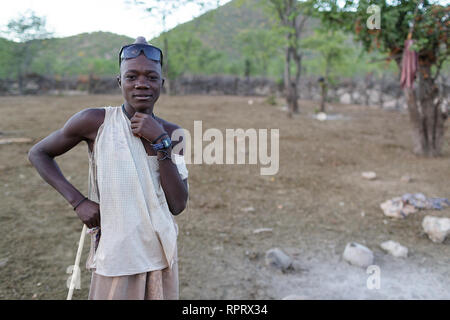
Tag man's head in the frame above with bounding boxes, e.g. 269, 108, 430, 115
117, 37, 164, 111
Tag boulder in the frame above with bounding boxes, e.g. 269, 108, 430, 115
342, 242, 374, 268
380, 240, 408, 258
422, 216, 450, 243
265, 248, 293, 271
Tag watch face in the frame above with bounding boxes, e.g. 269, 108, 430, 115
163, 139, 171, 148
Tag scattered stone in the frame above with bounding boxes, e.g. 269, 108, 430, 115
400, 175, 412, 183
241, 206, 255, 212
380, 240, 408, 258
402, 193, 449, 210
248, 99, 254, 105
316, 112, 327, 121
422, 216, 450, 243
282, 294, 308, 300
265, 248, 293, 271
362, 171, 377, 180
342, 242, 374, 268
245, 250, 260, 260
253, 228, 273, 235
360, 211, 365, 217
0, 257, 8, 268
380, 197, 417, 219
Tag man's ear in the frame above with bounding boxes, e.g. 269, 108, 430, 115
117, 75, 121, 88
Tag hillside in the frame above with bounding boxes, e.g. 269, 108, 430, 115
0, 0, 395, 79
0, 32, 133, 77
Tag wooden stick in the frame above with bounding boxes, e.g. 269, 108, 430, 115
67, 224, 87, 300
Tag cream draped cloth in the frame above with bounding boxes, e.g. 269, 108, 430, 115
85, 106, 188, 277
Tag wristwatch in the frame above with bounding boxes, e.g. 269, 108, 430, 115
152, 136, 172, 151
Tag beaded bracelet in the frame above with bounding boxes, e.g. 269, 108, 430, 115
152, 132, 169, 144
73, 197, 88, 211
157, 149, 172, 161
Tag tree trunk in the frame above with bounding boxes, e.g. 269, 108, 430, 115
284, 46, 293, 118
292, 51, 301, 114
163, 36, 171, 95
405, 63, 446, 156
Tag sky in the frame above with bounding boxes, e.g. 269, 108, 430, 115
0, 0, 232, 41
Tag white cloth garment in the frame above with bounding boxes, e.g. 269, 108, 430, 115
85, 106, 188, 277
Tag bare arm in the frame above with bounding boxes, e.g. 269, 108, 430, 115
28, 108, 104, 228
157, 129, 189, 215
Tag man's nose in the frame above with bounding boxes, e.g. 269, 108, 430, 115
134, 78, 150, 89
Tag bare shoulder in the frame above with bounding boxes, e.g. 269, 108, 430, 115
63, 107, 105, 141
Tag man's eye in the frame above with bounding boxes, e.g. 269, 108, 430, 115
149, 76, 159, 81
126, 75, 135, 80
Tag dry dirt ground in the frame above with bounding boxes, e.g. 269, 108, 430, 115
0, 94, 449, 300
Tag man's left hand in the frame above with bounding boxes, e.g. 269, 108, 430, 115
130, 112, 166, 142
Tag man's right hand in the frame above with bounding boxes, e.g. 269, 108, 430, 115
75, 199, 100, 229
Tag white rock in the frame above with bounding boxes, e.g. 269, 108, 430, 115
241, 206, 255, 212
422, 216, 450, 243
265, 248, 293, 271
380, 197, 417, 219
253, 228, 273, 234
362, 171, 377, 180
342, 242, 374, 268
316, 112, 327, 121
380, 240, 408, 258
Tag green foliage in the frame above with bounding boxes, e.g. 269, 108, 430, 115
313, 0, 449, 75
301, 28, 350, 82
237, 28, 285, 76
0, 38, 17, 78
0, 0, 429, 81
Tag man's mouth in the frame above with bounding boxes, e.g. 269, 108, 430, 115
133, 94, 153, 101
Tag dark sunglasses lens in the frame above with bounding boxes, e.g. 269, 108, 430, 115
121, 45, 161, 62
142, 47, 161, 61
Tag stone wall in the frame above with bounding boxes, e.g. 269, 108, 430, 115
0, 73, 448, 111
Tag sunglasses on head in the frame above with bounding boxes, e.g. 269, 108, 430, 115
119, 43, 164, 67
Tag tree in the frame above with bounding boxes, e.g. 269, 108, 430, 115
4, 10, 52, 94
265, 0, 314, 117
314, 0, 449, 156
130, 0, 221, 95
237, 28, 284, 76
301, 28, 350, 112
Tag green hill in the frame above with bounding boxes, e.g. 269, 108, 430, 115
0, 31, 133, 78
0, 0, 394, 80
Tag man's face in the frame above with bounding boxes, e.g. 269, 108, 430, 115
118, 53, 163, 111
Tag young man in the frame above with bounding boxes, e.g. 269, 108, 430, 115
28, 37, 189, 300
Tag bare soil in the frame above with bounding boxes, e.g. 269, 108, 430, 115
0, 94, 449, 300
